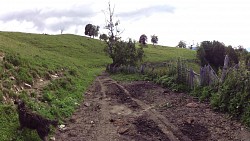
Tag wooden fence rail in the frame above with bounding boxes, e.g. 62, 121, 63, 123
107, 55, 235, 89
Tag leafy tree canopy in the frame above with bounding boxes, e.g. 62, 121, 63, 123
151, 35, 158, 46
139, 34, 147, 45
177, 40, 186, 48
84, 24, 99, 38
197, 40, 230, 71
99, 33, 108, 41
103, 2, 144, 68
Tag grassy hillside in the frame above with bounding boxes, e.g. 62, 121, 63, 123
0, 32, 111, 140
0, 32, 198, 140
143, 44, 197, 62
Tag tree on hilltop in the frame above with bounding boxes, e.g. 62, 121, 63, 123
151, 35, 158, 46
85, 24, 99, 38
139, 34, 147, 45
177, 40, 186, 48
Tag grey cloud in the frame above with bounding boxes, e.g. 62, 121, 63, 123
0, 4, 95, 32
118, 5, 175, 20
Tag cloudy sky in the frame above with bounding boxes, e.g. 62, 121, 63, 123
0, 0, 249, 50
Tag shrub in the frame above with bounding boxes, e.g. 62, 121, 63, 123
106, 39, 144, 69
4, 53, 22, 66
42, 92, 54, 102
210, 68, 250, 121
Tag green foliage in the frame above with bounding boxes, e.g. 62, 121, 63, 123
177, 40, 186, 48
190, 86, 215, 101
144, 59, 192, 92
42, 92, 55, 102
85, 24, 99, 38
4, 53, 23, 66
99, 33, 108, 41
111, 73, 145, 82
139, 34, 147, 45
0, 32, 111, 140
210, 68, 250, 123
226, 45, 239, 66
16, 67, 33, 85
197, 40, 226, 71
107, 39, 144, 67
151, 35, 158, 45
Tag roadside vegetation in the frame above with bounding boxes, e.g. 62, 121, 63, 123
112, 39, 250, 128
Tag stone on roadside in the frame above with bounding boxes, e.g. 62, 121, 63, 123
186, 102, 199, 108
50, 137, 56, 141
24, 83, 32, 89
84, 102, 91, 107
117, 126, 130, 134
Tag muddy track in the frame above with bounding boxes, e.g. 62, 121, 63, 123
55, 73, 250, 141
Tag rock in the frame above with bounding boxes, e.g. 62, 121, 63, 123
3, 96, 7, 102
84, 102, 91, 107
10, 76, 15, 80
59, 124, 67, 131
186, 102, 199, 108
24, 83, 32, 89
50, 137, 56, 141
59, 124, 66, 128
90, 121, 94, 124
51, 74, 59, 78
186, 117, 195, 124
117, 126, 130, 134
13, 85, 20, 92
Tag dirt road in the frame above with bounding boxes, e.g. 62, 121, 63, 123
55, 73, 250, 141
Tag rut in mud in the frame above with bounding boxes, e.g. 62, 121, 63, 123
55, 73, 250, 141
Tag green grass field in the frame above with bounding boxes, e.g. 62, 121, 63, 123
0, 32, 198, 140
143, 44, 197, 62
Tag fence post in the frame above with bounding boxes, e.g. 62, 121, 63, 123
140, 64, 145, 74
221, 55, 229, 82
189, 68, 194, 89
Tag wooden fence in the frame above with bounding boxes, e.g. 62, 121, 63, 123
107, 55, 235, 89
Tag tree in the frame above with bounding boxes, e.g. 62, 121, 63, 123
139, 34, 147, 45
99, 33, 108, 41
197, 40, 226, 72
151, 35, 158, 46
226, 45, 239, 66
84, 24, 99, 38
235, 45, 249, 68
177, 40, 186, 48
93, 25, 100, 38
84, 24, 93, 37
103, 2, 144, 68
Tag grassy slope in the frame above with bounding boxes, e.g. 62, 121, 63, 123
142, 44, 199, 72
143, 44, 196, 62
0, 32, 111, 140
0, 32, 197, 140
